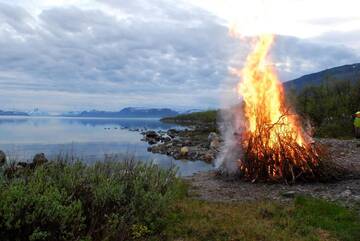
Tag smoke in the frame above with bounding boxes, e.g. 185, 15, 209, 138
215, 104, 244, 174
214, 36, 250, 174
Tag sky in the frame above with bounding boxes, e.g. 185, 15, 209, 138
0, 0, 359, 113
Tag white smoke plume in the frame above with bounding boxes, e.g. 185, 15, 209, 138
214, 37, 250, 174
215, 104, 244, 174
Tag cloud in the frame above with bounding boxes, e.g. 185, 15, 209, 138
0, 1, 359, 112
271, 35, 359, 80
0, 2, 235, 111
310, 30, 360, 50
0, 3, 34, 34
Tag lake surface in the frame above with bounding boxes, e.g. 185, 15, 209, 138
0, 116, 213, 176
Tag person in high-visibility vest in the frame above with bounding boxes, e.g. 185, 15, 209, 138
353, 111, 360, 138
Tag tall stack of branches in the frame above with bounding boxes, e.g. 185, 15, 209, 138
237, 113, 347, 184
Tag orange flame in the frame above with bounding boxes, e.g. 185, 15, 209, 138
238, 34, 304, 146
233, 34, 319, 182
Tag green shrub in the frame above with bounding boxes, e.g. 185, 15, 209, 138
315, 118, 354, 138
0, 160, 185, 241
294, 78, 360, 138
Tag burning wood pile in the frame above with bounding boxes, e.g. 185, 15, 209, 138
220, 34, 338, 183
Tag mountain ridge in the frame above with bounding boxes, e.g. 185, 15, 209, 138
63, 107, 179, 118
284, 63, 360, 91
0, 110, 29, 116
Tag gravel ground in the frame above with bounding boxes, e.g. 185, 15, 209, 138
185, 138, 360, 207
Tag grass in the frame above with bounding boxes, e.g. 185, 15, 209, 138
293, 196, 360, 241
163, 197, 360, 241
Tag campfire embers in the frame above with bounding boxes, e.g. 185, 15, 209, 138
223, 34, 322, 183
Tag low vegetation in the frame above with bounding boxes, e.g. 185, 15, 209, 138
163, 78, 360, 138
0, 160, 185, 241
165, 196, 360, 241
291, 78, 360, 138
0, 160, 359, 241
161, 110, 218, 128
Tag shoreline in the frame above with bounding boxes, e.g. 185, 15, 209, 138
140, 123, 360, 206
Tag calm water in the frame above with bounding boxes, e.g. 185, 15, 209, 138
0, 116, 213, 176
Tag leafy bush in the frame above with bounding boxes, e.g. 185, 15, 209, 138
294, 78, 360, 138
0, 160, 185, 241
315, 118, 354, 138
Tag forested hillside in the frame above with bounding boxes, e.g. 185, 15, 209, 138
291, 78, 360, 137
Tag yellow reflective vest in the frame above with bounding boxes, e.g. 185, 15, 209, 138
355, 111, 360, 128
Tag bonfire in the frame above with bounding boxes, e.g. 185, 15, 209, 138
227, 34, 322, 183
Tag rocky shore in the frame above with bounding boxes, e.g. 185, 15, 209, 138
141, 128, 221, 163
186, 138, 360, 207
140, 127, 360, 207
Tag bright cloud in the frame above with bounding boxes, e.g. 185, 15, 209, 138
188, 0, 360, 37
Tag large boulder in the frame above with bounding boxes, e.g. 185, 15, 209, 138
0, 150, 6, 166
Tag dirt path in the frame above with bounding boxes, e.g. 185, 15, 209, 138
185, 139, 360, 206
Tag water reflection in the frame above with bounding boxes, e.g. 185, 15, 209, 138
0, 116, 180, 129
0, 116, 212, 176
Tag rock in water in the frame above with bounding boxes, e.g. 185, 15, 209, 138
0, 150, 6, 166
145, 130, 158, 138
33, 153, 48, 166
144, 130, 161, 144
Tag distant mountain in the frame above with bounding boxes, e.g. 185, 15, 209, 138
118, 107, 179, 117
28, 108, 49, 116
284, 63, 360, 91
0, 110, 29, 116
63, 107, 179, 118
62, 111, 82, 116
